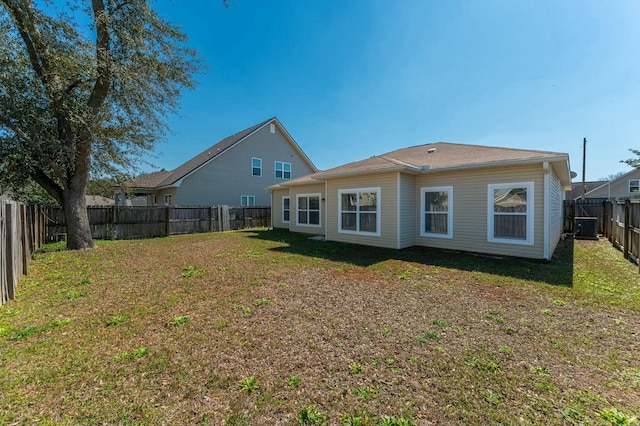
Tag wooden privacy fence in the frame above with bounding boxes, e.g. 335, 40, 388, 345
44, 205, 271, 241
1, 201, 45, 306
603, 199, 640, 267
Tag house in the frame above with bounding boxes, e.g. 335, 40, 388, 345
566, 181, 607, 200
117, 118, 317, 207
578, 168, 640, 200
269, 142, 572, 260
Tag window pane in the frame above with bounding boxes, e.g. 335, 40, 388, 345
425, 191, 448, 212
298, 197, 307, 209
252, 167, 261, 176
425, 212, 448, 234
283, 198, 290, 209
494, 215, 526, 239
359, 192, 377, 211
309, 196, 320, 210
631, 180, 640, 192
309, 211, 320, 225
284, 163, 291, 171
494, 188, 527, 213
253, 158, 261, 167
275, 170, 283, 178
275, 161, 282, 169
249, 197, 255, 206
341, 212, 356, 230
341, 193, 357, 211
360, 213, 377, 232
283, 211, 290, 221
298, 211, 308, 224
284, 171, 291, 179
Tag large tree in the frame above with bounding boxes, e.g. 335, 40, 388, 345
0, 0, 201, 249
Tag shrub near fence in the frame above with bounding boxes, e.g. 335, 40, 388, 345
1, 201, 45, 306
44, 205, 271, 241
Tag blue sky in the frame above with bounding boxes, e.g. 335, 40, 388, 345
149, 0, 640, 181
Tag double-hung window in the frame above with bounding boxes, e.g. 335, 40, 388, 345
296, 194, 321, 227
338, 188, 380, 235
421, 186, 453, 238
241, 195, 255, 206
275, 161, 291, 179
488, 182, 533, 245
282, 196, 290, 223
164, 194, 172, 206
251, 158, 262, 177
630, 179, 639, 193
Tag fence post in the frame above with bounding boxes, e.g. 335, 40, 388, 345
165, 206, 171, 237
624, 200, 630, 259
209, 206, 213, 232
5, 205, 15, 301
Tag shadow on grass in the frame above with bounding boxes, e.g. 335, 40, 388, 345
246, 229, 575, 287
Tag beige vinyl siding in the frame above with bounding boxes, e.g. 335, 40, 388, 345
398, 172, 417, 248
548, 167, 564, 257
416, 164, 545, 259
585, 169, 640, 199
326, 172, 399, 249
288, 183, 325, 235
177, 125, 316, 206
270, 189, 290, 229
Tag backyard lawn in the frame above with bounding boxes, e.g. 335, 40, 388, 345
0, 229, 639, 425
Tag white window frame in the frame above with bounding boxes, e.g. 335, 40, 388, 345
338, 187, 381, 236
630, 179, 639, 193
164, 194, 172, 206
251, 157, 262, 177
296, 193, 321, 227
275, 161, 292, 180
282, 196, 290, 223
487, 182, 534, 245
420, 186, 453, 238
240, 195, 255, 207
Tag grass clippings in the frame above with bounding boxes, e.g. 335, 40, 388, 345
0, 229, 639, 424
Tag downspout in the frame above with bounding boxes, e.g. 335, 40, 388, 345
324, 180, 328, 239
543, 162, 550, 260
269, 190, 273, 229
397, 172, 401, 249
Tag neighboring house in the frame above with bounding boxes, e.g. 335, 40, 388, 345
566, 181, 607, 200
579, 168, 640, 200
269, 142, 572, 260
117, 118, 317, 207
86, 195, 115, 206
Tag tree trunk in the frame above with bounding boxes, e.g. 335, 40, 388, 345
62, 186, 95, 250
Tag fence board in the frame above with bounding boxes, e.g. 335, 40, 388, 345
1, 201, 44, 306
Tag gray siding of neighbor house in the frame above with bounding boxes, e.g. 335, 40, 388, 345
585, 169, 640, 199
176, 125, 315, 206
398, 172, 417, 249
415, 164, 546, 259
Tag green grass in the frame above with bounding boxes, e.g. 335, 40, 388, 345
0, 230, 638, 424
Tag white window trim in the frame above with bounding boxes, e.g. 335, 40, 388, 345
164, 194, 172, 206
629, 179, 639, 193
251, 157, 262, 177
296, 193, 322, 228
240, 195, 255, 207
487, 182, 534, 246
282, 196, 290, 223
338, 187, 381, 237
274, 161, 292, 180
420, 186, 453, 239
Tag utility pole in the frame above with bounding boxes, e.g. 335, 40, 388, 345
581, 137, 587, 200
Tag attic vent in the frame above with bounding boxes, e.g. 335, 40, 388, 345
269, 123, 276, 133
427, 148, 437, 154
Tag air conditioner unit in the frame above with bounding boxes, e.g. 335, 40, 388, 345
575, 217, 598, 240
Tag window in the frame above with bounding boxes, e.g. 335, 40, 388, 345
296, 194, 321, 227
275, 161, 291, 179
630, 179, 639, 193
421, 186, 453, 238
251, 158, 262, 176
338, 188, 380, 235
488, 182, 534, 245
164, 194, 172, 206
282, 196, 290, 223
241, 195, 255, 206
